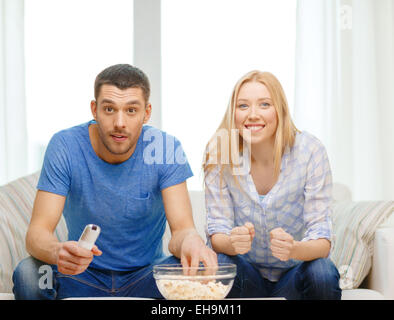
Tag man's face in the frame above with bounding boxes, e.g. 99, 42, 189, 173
90, 84, 151, 163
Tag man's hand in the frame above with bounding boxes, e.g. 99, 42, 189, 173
56, 241, 102, 275
180, 232, 217, 275
269, 227, 295, 261
230, 222, 255, 255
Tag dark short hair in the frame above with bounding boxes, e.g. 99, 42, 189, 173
94, 64, 150, 103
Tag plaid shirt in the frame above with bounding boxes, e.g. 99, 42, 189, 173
204, 131, 333, 281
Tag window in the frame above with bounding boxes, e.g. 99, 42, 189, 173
161, 0, 297, 190
24, 0, 134, 173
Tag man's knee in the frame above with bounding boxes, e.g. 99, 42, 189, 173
12, 256, 56, 300
13, 256, 41, 286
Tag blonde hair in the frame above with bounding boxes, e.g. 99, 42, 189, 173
203, 70, 299, 184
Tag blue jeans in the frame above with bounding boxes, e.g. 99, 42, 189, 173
219, 254, 342, 300
12, 255, 180, 300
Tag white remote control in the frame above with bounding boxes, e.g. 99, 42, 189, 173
78, 224, 101, 250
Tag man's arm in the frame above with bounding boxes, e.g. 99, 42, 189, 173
26, 190, 101, 274
26, 190, 66, 264
161, 182, 217, 268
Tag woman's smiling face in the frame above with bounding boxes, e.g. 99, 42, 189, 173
234, 81, 278, 146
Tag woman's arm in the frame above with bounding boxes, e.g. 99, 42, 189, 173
204, 165, 236, 253
301, 140, 334, 255
291, 238, 331, 261
211, 222, 255, 256
211, 233, 238, 256
269, 140, 334, 262
269, 227, 330, 262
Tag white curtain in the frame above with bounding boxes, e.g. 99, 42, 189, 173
0, 0, 27, 185
294, 0, 394, 201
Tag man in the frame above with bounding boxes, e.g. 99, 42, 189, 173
12, 64, 217, 299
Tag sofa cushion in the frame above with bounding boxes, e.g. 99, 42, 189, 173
0, 172, 68, 293
331, 201, 394, 289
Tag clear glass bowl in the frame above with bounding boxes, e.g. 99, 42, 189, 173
153, 263, 236, 300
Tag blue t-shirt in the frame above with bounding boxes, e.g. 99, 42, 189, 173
37, 120, 193, 271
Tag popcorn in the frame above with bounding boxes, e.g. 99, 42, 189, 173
156, 279, 230, 300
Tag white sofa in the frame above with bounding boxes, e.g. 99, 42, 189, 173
0, 172, 393, 300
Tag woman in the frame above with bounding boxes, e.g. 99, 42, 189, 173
203, 70, 341, 300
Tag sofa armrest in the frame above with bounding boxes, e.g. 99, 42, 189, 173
366, 227, 394, 299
